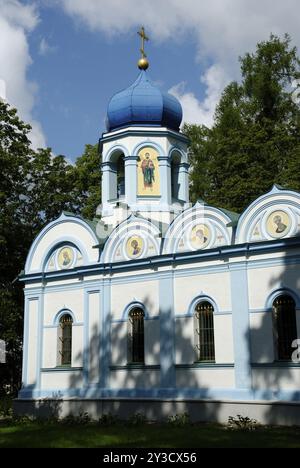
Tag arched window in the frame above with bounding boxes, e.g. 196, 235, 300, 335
58, 314, 73, 366
273, 294, 297, 361
195, 301, 215, 362
128, 308, 145, 364
171, 153, 181, 200
117, 155, 125, 198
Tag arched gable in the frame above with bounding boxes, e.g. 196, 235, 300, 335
235, 186, 300, 244
101, 214, 161, 263
163, 201, 234, 254
25, 213, 99, 274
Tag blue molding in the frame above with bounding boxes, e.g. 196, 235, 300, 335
175, 363, 234, 369
41, 367, 83, 372
159, 274, 176, 388
187, 294, 220, 316
53, 308, 77, 326
25, 213, 99, 274
110, 364, 160, 371
121, 301, 150, 320
17, 387, 300, 402
230, 267, 252, 389
20, 236, 300, 285
99, 281, 111, 388
111, 315, 160, 324
252, 362, 300, 368
266, 287, 300, 310
100, 128, 189, 148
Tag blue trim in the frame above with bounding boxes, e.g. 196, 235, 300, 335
175, 363, 234, 369
17, 387, 300, 402
37, 293, 44, 389
44, 322, 84, 329
25, 213, 99, 274
21, 236, 300, 284
159, 274, 176, 388
175, 311, 232, 318
111, 315, 159, 324
252, 362, 300, 368
235, 187, 300, 241
100, 127, 189, 145
103, 143, 129, 163
132, 140, 164, 157
110, 364, 160, 371
53, 308, 76, 326
83, 290, 89, 386
121, 301, 149, 320
187, 295, 219, 316
266, 287, 300, 310
41, 367, 83, 372
99, 281, 110, 388
230, 263, 252, 389
20, 297, 32, 389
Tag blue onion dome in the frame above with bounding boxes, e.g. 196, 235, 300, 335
106, 70, 182, 132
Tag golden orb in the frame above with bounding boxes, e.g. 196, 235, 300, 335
138, 57, 149, 70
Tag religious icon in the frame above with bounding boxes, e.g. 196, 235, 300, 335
126, 236, 144, 259
190, 224, 210, 249
58, 247, 74, 269
266, 210, 290, 238
141, 152, 155, 188
137, 147, 160, 196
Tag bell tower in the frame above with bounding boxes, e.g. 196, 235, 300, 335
98, 28, 190, 227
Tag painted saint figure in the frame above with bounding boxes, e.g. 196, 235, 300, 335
273, 215, 287, 234
195, 228, 207, 245
141, 153, 155, 188
62, 250, 71, 266
131, 239, 140, 256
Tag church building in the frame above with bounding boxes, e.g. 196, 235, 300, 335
15, 32, 300, 425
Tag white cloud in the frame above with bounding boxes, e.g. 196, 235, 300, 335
39, 38, 56, 56
0, 0, 46, 149
60, 0, 300, 125
169, 65, 229, 127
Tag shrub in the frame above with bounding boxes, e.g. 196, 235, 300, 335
128, 412, 147, 426
98, 412, 119, 426
227, 415, 258, 431
167, 412, 190, 427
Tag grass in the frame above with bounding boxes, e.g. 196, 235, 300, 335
1, 419, 300, 448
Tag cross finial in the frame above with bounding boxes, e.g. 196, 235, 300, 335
137, 26, 149, 70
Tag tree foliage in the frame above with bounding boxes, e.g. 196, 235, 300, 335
0, 100, 101, 395
185, 34, 300, 212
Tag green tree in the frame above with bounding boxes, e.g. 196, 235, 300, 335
0, 102, 102, 396
73, 144, 101, 220
185, 34, 300, 212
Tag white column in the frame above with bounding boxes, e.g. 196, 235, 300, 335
124, 156, 138, 206
178, 162, 190, 203
158, 156, 172, 206
101, 162, 117, 207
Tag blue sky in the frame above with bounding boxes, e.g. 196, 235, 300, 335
1, 1, 300, 161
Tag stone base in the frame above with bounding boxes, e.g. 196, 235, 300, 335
13, 398, 300, 426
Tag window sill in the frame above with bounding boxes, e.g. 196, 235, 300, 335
41, 366, 83, 372
110, 364, 160, 371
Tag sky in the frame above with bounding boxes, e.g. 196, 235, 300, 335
1, 0, 300, 161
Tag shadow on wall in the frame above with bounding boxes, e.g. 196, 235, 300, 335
249, 240, 300, 425
65, 299, 222, 422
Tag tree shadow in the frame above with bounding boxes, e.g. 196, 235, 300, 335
249, 238, 300, 425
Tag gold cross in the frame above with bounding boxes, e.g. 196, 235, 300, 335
138, 26, 149, 58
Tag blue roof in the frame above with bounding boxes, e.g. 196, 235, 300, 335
106, 71, 182, 132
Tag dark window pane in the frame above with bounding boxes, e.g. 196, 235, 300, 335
273, 295, 297, 361
195, 301, 215, 362
60, 314, 73, 366
128, 308, 145, 364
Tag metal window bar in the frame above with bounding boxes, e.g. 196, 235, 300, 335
195, 302, 215, 362
128, 308, 145, 364
273, 295, 297, 361
59, 314, 73, 366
